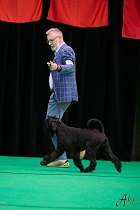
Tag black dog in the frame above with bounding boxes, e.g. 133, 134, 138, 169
40, 116, 122, 173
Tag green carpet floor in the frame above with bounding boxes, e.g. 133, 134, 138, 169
0, 156, 140, 210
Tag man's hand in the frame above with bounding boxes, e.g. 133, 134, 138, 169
47, 61, 57, 71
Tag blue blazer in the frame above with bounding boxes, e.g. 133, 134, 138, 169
52, 43, 78, 103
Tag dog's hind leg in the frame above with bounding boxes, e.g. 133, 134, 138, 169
84, 152, 97, 173
83, 142, 101, 173
84, 159, 97, 173
99, 139, 122, 173
70, 152, 85, 172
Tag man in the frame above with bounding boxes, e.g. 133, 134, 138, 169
41, 28, 85, 168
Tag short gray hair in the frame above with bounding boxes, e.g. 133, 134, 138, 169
46, 28, 63, 38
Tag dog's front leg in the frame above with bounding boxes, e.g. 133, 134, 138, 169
40, 148, 64, 166
49, 148, 64, 162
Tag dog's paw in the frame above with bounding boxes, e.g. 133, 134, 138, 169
40, 159, 48, 166
84, 167, 94, 173
115, 161, 122, 173
84, 169, 91, 173
116, 165, 122, 173
80, 169, 85, 173
40, 155, 51, 166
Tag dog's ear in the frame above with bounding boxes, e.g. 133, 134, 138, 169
51, 122, 58, 131
47, 116, 60, 131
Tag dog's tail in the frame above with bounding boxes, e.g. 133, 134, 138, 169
87, 118, 104, 133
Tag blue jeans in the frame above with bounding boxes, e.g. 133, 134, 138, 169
46, 93, 70, 160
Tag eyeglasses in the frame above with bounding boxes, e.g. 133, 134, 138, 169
46, 35, 59, 44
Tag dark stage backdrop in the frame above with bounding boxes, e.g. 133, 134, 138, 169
0, 0, 140, 160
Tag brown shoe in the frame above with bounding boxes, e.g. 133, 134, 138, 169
47, 160, 69, 168
80, 150, 86, 160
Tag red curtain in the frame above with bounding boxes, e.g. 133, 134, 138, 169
0, 0, 42, 23
122, 0, 140, 39
47, 0, 108, 28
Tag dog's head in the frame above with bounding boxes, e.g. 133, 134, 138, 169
43, 116, 61, 138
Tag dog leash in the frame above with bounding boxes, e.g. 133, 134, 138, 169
50, 71, 61, 120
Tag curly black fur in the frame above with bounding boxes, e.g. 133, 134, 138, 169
40, 116, 122, 173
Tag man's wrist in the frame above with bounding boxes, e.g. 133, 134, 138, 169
57, 64, 62, 72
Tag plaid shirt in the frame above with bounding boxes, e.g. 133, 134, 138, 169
51, 43, 78, 103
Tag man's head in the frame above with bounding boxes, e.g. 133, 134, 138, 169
46, 28, 64, 52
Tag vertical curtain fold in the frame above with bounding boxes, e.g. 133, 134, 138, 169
47, 0, 108, 28
0, 0, 42, 23
122, 0, 140, 39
